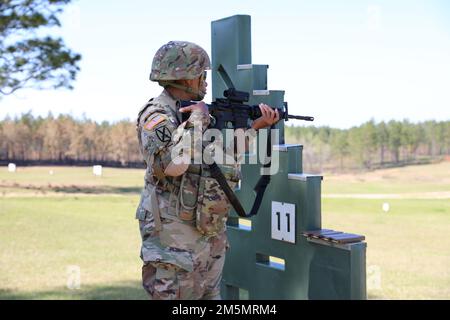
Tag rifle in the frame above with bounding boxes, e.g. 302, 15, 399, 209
181, 88, 314, 128
180, 88, 315, 218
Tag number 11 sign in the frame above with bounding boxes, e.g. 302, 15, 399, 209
271, 201, 296, 244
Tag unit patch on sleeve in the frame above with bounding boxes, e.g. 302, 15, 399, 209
143, 114, 167, 131
155, 126, 172, 143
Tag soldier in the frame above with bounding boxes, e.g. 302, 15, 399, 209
136, 40, 279, 300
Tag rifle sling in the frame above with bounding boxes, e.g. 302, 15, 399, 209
208, 162, 248, 217
207, 126, 273, 218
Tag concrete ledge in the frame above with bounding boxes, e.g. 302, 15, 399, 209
288, 173, 323, 181
306, 237, 367, 251
273, 144, 303, 152
237, 64, 253, 70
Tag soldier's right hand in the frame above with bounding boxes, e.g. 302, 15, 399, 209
179, 101, 209, 115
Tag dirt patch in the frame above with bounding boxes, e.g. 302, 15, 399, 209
325, 162, 450, 184
0, 182, 140, 195
1, 192, 131, 198
323, 191, 450, 199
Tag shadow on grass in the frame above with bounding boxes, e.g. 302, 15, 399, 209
368, 292, 386, 300
2, 183, 141, 195
52, 186, 142, 194
0, 280, 148, 300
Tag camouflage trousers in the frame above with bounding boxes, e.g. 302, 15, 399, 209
139, 218, 228, 300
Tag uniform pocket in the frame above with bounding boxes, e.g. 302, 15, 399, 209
152, 263, 180, 300
136, 188, 151, 220
196, 176, 237, 236
139, 215, 156, 240
178, 172, 200, 221
150, 262, 195, 299
142, 236, 195, 272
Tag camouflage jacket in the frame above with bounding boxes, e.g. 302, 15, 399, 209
136, 90, 240, 271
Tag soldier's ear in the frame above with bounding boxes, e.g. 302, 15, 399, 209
182, 79, 195, 87
177, 79, 190, 86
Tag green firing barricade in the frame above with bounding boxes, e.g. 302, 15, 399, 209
211, 15, 367, 300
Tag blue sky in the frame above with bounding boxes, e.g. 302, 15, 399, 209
1, 0, 449, 128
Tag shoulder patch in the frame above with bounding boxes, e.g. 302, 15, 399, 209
154, 126, 172, 143
144, 114, 168, 131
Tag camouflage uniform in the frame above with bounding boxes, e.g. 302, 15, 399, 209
136, 84, 240, 298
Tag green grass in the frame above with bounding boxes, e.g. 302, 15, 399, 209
0, 195, 147, 300
1, 163, 449, 299
0, 166, 144, 188
320, 163, 450, 299
322, 198, 450, 299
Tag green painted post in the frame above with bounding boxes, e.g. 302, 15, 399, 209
211, 15, 367, 300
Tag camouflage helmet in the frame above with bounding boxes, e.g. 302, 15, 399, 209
150, 41, 211, 81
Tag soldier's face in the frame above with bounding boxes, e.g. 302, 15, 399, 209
198, 71, 208, 99
185, 71, 208, 101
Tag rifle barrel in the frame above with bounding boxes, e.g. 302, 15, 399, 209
288, 115, 315, 121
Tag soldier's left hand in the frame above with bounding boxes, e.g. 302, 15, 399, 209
251, 104, 280, 130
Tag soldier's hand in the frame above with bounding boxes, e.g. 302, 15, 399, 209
251, 103, 280, 130
179, 101, 210, 128
179, 101, 209, 115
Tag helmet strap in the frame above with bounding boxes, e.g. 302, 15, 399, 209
159, 81, 203, 101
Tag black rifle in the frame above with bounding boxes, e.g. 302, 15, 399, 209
180, 88, 314, 218
181, 88, 314, 128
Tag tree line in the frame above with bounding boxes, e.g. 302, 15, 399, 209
1, 113, 449, 172
286, 119, 450, 172
0, 112, 141, 167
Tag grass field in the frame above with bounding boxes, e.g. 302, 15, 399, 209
321, 162, 450, 299
0, 166, 146, 300
1, 163, 449, 299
